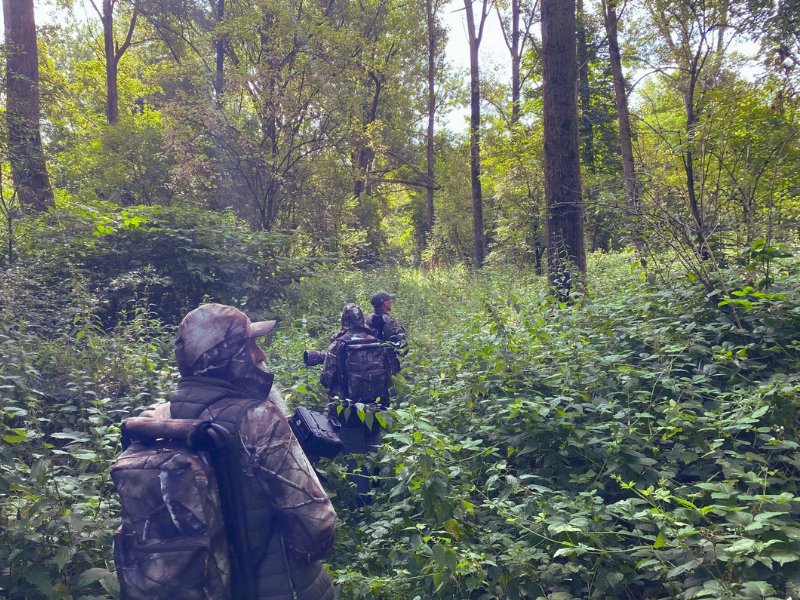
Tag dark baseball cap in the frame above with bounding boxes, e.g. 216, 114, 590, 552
175, 303, 276, 372
370, 290, 397, 307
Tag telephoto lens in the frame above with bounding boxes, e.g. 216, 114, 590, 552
303, 349, 326, 367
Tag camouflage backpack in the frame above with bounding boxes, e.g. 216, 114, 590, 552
340, 341, 390, 404
111, 414, 256, 600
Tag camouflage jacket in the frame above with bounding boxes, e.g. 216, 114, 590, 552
156, 376, 336, 600
366, 311, 407, 375
319, 328, 382, 400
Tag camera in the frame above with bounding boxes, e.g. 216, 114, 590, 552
289, 406, 342, 459
303, 349, 326, 367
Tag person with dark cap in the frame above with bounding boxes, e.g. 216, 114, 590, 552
366, 290, 408, 378
150, 303, 337, 600
320, 303, 388, 505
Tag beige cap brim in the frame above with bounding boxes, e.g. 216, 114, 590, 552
249, 320, 277, 337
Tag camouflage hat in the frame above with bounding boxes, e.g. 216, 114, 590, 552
370, 290, 397, 308
175, 303, 276, 374
340, 303, 366, 330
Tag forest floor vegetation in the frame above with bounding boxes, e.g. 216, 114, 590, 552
2, 245, 799, 599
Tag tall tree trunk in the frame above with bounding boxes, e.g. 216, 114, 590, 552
353, 74, 382, 202
576, 0, 594, 171
214, 0, 226, 101
541, 0, 586, 289
712, 1, 727, 83
425, 0, 437, 241
464, 0, 490, 267
210, 0, 230, 211
684, 76, 708, 259
102, 0, 119, 124
602, 0, 641, 250
510, 0, 521, 125
646, 1, 722, 262
498, 0, 533, 127
93, 0, 137, 125
3, 0, 54, 211
258, 11, 281, 230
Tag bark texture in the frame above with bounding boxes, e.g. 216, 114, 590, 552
602, 0, 641, 249
541, 0, 586, 285
425, 0, 437, 241
3, 0, 54, 211
464, 0, 488, 267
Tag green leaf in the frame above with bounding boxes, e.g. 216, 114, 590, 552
549, 522, 582, 534
93, 223, 114, 236
50, 432, 90, 442
653, 531, 667, 548
740, 581, 777, 597
431, 543, 457, 571
607, 571, 625, 587
69, 449, 99, 460
2, 428, 29, 443
767, 550, 800, 566
724, 538, 759, 554
50, 545, 73, 571
666, 558, 703, 579
77, 567, 117, 590
673, 496, 698, 510
25, 566, 53, 594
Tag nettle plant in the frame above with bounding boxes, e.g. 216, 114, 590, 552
1, 261, 177, 598
320, 257, 800, 599
2, 251, 799, 599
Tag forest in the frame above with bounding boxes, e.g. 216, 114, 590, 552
1, 0, 799, 598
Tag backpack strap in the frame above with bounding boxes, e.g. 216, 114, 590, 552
197, 422, 257, 600
335, 342, 349, 398
372, 314, 385, 338
199, 399, 261, 600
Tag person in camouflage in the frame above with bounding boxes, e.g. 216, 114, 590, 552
319, 303, 383, 405
149, 303, 337, 600
320, 304, 386, 504
366, 290, 408, 376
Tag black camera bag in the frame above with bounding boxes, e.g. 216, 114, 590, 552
289, 407, 343, 458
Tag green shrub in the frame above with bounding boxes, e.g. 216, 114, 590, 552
10, 202, 322, 328
303, 256, 800, 599
2, 251, 800, 599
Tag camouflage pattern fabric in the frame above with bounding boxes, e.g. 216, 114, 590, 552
112, 438, 231, 600
174, 303, 275, 377
342, 342, 390, 402
319, 330, 383, 401
168, 377, 336, 600
366, 311, 407, 375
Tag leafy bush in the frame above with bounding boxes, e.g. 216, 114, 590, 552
2, 250, 800, 599
0, 299, 174, 598
9, 202, 322, 328
284, 255, 800, 599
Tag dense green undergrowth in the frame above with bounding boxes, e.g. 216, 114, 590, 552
280, 255, 800, 600
2, 213, 800, 599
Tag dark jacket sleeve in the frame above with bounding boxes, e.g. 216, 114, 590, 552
380, 316, 407, 375
384, 317, 408, 355
239, 402, 337, 563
